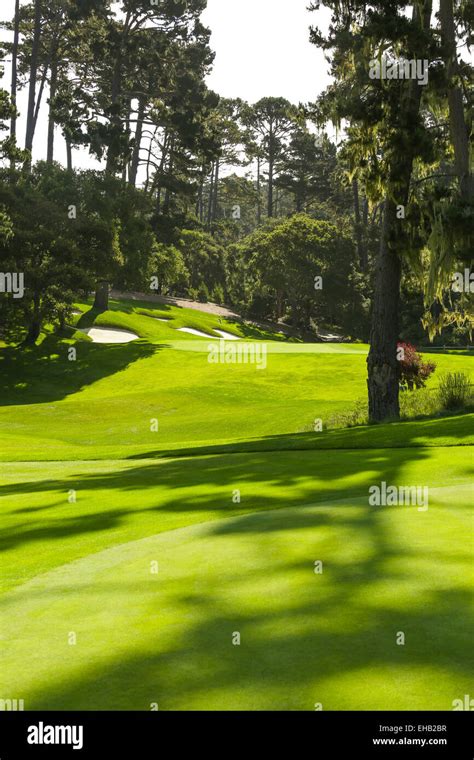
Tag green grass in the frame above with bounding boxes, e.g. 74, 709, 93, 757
0, 296, 472, 710
0, 298, 472, 461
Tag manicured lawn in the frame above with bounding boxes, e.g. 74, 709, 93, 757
0, 298, 472, 710
0, 299, 472, 461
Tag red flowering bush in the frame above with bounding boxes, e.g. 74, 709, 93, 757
397, 342, 436, 391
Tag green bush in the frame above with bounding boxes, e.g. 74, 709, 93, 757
327, 400, 368, 429
400, 388, 439, 419
211, 284, 225, 305
197, 282, 209, 303
438, 372, 472, 410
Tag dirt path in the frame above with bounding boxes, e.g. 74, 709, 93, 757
111, 290, 240, 319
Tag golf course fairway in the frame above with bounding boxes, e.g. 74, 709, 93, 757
0, 299, 472, 710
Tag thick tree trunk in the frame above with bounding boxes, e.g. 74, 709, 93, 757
439, 0, 474, 200
24, 0, 42, 169
367, 0, 432, 422
10, 0, 20, 172
93, 280, 109, 311
47, 56, 58, 164
129, 96, 146, 186
367, 199, 401, 421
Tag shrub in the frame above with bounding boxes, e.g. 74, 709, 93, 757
327, 400, 368, 429
197, 282, 209, 303
438, 372, 472, 410
398, 342, 436, 390
400, 388, 439, 419
211, 284, 225, 305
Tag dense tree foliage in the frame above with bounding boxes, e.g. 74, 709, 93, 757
0, 1, 471, 419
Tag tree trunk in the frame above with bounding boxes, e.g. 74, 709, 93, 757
129, 96, 146, 186
207, 161, 215, 228
24, 294, 41, 345
47, 56, 58, 164
367, 199, 402, 421
196, 167, 204, 221
212, 160, 220, 220
65, 134, 73, 171
24, 0, 42, 169
268, 125, 274, 217
93, 280, 109, 311
10, 0, 20, 173
367, 0, 432, 422
32, 64, 48, 140
353, 178, 366, 270
439, 0, 474, 200
256, 155, 262, 224
122, 98, 132, 182
276, 290, 284, 320
162, 139, 174, 214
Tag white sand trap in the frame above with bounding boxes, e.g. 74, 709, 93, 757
79, 327, 139, 343
177, 327, 219, 339
214, 329, 240, 340
177, 327, 240, 340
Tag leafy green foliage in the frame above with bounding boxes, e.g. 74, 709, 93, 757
438, 371, 472, 409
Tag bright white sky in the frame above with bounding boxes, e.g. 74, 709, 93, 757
0, 0, 332, 170
202, 0, 332, 103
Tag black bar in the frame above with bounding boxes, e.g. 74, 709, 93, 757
0, 711, 472, 758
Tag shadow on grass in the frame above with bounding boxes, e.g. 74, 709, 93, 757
1, 419, 471, 709
14, 500, 473, 709
0, 334, 161, 406
0, 443, 441, 552
125, 414, 474, 460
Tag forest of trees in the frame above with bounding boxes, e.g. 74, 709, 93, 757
0, 0, 472, 421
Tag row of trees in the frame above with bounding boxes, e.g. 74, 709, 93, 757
2, 2, 343, 222
0, 0, 472, 422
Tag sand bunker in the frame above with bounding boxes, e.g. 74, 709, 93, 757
177, 327, 240, 340
214, 329, 240, 340
79, 327, 139, 344
177, 327, 219, 339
